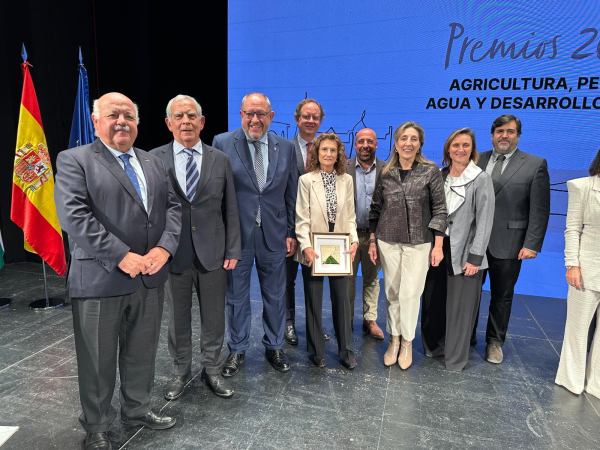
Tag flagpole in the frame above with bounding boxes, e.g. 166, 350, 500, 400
29, 261, 65, 310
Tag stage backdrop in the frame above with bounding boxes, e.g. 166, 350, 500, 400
227, 0, 600, 299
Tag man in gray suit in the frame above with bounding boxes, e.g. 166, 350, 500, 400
151, 95, 241, 401
284, 98, 328, 345
346, 128, 386, 339
476, 114, 550, 364
55, 92, 182, 450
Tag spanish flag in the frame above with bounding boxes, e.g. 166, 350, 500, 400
11, 46, 67, 276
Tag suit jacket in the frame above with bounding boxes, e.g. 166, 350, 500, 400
346, 156, 386, 217
564, 176, 600, 292
212, 129, 298, 252
441, 162, 495, 275
291, 135, 307, 177
477, 149, 550, 259
150, 141, 241, 273
294, 171, 359, 266
54, 139, 182, 298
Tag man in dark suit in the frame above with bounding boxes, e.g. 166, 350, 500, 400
151, 95, 241, 401
346, 128, 386, 339
284, 98, 330, 345
55, 92, 182, 450
212, 92, 298, 376
476, 114, 550, 364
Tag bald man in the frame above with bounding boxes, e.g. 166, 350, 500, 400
55, 93, 182, 450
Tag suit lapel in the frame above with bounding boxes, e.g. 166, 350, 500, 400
493, 149, 525, 194
293, 136, 305, 175
195, 143, 214, 199
312, 172, 329, 225
94, 141, 146, 213
477, 151, 491, 171
233, 130, 260, 191
163, 142, 187, 201
263, 134, 279, 190
134, 148, 154, 216
347, 158, 357, 207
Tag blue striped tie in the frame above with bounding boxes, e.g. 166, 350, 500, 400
252, 140, 265, 224
118, 154, 143, 201
183, 148, 200, 201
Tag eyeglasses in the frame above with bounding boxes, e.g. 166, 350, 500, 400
300, 114, 321, 121
241, 110, 271, 119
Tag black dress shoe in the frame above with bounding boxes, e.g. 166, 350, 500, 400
265, 348, 291, 372
284, 325, 299, 345
342, 357, 357, 370
82, 432, 112, 450
201, 368, 234, 398
310, 355, 326, 368
164, 375, 190, 400
121, 410, 177, 430
221, 352, 245, 377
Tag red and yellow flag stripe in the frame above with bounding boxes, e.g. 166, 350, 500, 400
11, 62, 67, 276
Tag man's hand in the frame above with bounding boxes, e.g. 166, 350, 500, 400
118, 252, 146, 278
142, 247, 170, 275
368, 242, 378, 265
223, 259, 238, 270
286, 238, 298, 257
518, 248, 537, 260
303, 247, 319, 267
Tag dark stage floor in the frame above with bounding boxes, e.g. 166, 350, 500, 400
0, 262, 599, 449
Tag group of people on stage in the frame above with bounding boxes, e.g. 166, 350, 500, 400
53, 91, 599, 450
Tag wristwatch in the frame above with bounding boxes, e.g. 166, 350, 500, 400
368, 238, 376, 244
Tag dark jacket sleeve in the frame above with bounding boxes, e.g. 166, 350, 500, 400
369, 171, 384, 234
427, 168, 448, 234
223, 156, 242, 260
523, 158, 551, 253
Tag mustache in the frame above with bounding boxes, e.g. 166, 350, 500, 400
114, 124, 131, 132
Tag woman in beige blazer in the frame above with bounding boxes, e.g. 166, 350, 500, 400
295, 132, 359, 369
555, 150, 600, 399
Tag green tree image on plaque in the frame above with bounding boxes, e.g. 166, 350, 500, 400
324, 254, 339, 265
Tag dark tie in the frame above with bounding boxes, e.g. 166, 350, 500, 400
252, 140, 265, 224
118, 154, 143, 201
305, 141, 312, 172
491, 154, 506, 182
183, 148, 200, 201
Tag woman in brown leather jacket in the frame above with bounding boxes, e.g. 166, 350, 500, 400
368, 122, 447, 370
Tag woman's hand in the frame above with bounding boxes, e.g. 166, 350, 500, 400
566, 266, 583, 290
462, 262, 479, 276
346, 242, 359, 262
368, 242, 378, 265
303, 247, 319, 267
430, 246, 444, 267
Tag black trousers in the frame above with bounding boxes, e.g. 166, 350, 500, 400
482, 251, 523, 346
285, 257, 300, 326
71, 285, 163, 432
301, 264, 354, 360
166, 259, 226, 376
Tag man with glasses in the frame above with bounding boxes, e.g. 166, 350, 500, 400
213, 93, 298, 376
284, 99, 330, 345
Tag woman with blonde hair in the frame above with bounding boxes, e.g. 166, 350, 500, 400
368, 122, 447, 369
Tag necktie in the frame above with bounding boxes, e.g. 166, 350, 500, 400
183, 148, 200, 201
253, 140, 265, 224
491, 154, 506, 182
305, 141, 312, 172
119, 154, 143, 201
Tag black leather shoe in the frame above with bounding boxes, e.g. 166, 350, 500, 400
121, 410, 176, 430
201, 368, 234, 398
323, 331, 330, 341
82, 432, 112, 450
284, 325, 299, 345
221, 352, 245, 377
164, 375, 190, 400
265, 348, 291, 372
310, 355, 326, 368
342, 357, 357, 370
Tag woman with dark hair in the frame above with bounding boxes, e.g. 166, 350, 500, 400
295, 132, 358, 369
368, 122, 447, 369
555, 149, 600, 398
421, 128, 494, 371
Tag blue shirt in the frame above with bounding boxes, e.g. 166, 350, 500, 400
173, 140, 203, 194
245, 133, 269, 180
355, 159, 377, 228
101, 140, 148, 211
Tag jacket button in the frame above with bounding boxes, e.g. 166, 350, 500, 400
449, 221, 453, 224
191, 206, 195, 210
192, 226, 197, 231
148, 222, 152, 228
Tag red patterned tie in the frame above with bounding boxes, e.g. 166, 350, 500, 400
305, 142, 312, 172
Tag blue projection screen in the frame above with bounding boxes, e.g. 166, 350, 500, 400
228, 0, 600, 299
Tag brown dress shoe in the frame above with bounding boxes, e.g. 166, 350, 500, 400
363, 319, 384, 340
398, 337, 412, 370
384, 335, 400, 366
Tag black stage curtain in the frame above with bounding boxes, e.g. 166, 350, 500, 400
0, 1, 227, 267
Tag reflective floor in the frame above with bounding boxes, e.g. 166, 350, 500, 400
0, 262, 598, 449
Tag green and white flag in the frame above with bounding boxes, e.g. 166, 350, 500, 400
0, 230, 4, 269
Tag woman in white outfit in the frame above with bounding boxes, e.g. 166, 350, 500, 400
555, 150, 600, 398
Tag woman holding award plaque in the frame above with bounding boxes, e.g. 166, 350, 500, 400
368, 122, 447, 370
295, 132, 359, 369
